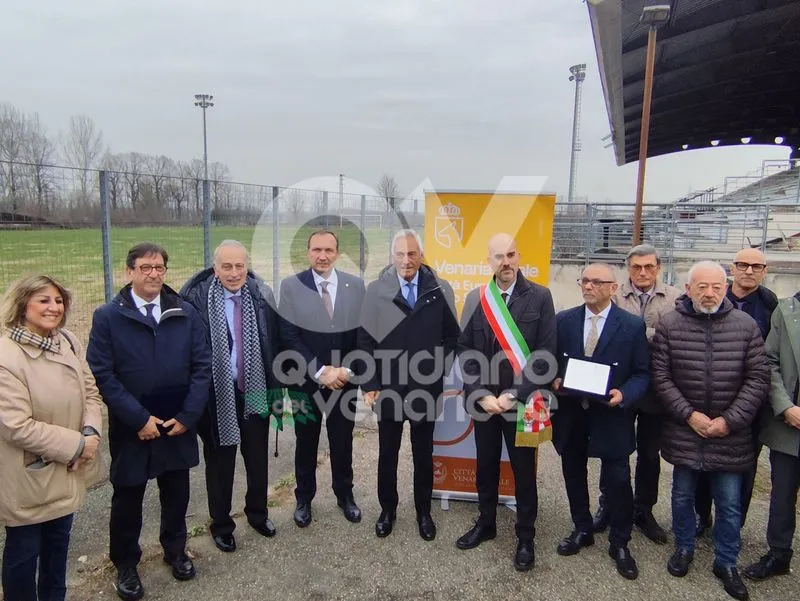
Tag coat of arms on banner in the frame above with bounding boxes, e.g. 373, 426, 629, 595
515, 391, 552, 447
434, 203, 463, 248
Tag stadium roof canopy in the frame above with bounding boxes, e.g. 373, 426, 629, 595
587, 0, 800, 166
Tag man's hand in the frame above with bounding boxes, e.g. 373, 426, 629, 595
69, 458, 87, 472
319, 366, 348, 390
705, 416, 730, 438
784, 406, 800, 430
362, 390, 380, 407
687, 411, 712, 438
479, 395, 503, 414
81, 435, 100, 460
608, 389, 623, 408
138, 416, 163, 441
497, 393, 516, 412
162, 418, 187, 437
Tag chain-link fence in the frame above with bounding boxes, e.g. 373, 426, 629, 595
2, 160, 798, 340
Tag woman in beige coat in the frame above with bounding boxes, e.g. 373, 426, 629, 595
0, 275, 103, 601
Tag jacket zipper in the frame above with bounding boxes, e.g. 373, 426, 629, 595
700, 314, 713, 470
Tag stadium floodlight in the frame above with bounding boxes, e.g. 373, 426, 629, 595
775, 136, 785, 144
681, 144, 689, 150
711, 140, 720, 146
640, 5, 672, 26
741, 137, 752, 144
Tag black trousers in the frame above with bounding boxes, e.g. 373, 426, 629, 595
599, 410, 661, 512
474, 413, 538, 540
109, 469, 190, 568
766, 449, 800, 557
695, 423, 761, 526
199, 390, 269, 537
378, 419, 435, 515
561, 415, 633, 548
294, 388, 356, 503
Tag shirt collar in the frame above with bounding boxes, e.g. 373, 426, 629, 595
223, 286, 242, 299
632, 284, 654, 296
496, 279, 516, 298
313, 268, 338, 287
585, 303, 612, 321
131, 290, 161, 310
398, 271, 419, 290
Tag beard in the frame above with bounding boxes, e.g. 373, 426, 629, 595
692, 299, 722, 315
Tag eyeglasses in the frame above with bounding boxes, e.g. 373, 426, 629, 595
577, 278, 615, 288
733, 262, 766, 273
137, 265, 167, 275
629, 264, 658, 273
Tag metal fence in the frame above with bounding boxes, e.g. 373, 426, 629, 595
1, 160, 799, 340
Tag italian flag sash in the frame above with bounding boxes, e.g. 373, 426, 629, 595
479, 279, 552, 447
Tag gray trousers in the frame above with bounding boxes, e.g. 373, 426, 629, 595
767, 449, 800, 558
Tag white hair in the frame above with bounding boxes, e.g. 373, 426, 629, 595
213, 240, 249, 263
687, 260, 727, 284
391, 229, 424, 254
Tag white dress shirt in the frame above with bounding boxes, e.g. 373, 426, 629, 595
131, 291, 162, 323
313, 268, 338, 311
583, 303, 612, 347
496, 279, 515, 303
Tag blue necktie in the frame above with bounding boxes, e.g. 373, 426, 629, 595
405, 282, 416, 309
144, 303, 158, 328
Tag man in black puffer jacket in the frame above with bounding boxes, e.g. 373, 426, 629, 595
652, 261, 769, 601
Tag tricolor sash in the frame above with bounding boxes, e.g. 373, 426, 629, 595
479, 279, 552, 447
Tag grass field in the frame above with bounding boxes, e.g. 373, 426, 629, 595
0, 225, 400, 341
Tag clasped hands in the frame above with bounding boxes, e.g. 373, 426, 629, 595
137, 415, 187, 441
687, 411, 730, 438
479, 393, 516, 414
319, 365, 351, 390
69, 433, 100, 472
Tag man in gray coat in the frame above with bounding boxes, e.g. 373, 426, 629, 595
743, 291, 800, 582
652, 261, 769, 601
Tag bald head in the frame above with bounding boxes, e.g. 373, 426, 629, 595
579, 263, 618, 312
731, 248, 767, 296
487, 233, 520, 289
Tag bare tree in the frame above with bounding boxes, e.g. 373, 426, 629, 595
376, 174, 400, 216
0, 103, 26, 211
123, 152, 144, 211
147, 154, 172, 207
62, 115, 104, 204
284, 188, 306, 223
100, 151, 125, 210
22, 113, 55, 211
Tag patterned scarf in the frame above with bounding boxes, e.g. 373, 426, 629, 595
9, 325, 61, 353
208, 277, 270, 446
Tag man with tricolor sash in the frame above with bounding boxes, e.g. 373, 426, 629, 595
455, 233, 557, 572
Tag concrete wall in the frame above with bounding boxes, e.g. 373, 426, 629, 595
547, 262, 800, 312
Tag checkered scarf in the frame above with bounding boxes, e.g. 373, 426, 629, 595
208, 277, 270, 446
9, 325, 61, 354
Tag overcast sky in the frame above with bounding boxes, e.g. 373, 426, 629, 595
2, 0, 790, 204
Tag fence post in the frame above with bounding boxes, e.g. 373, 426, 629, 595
360, 194, 366, 278
760, 204, 769, 252
203, 179, 211, 267
272, 186, 280, 291
99, 171, 113, 303
322, 191, 329, 228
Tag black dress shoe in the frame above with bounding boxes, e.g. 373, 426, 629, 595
417, 514, 436, 541
337, 495, 362, 523
250, 518, 277, 537
212, 533, 236, 553
667, 549, 694, 577
593, 506, 610, 533
115, 566, 144, 601
456, 523, 497, 550
713, 564, 749, 601
634, 509, 668, 545
695, 513, 713, 538
375, 510, 396, 538
163, 554, 195, 581
743, 552, 791, 581
556, 530, 595, 556
294, 502, 312, 528
514, 539, 535, 572
609, 545, 638, 580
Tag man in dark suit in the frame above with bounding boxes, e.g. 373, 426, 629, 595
87, 243, 212, 601
181, 240, 282, 553
278, 229, 365, 528
359, 229, 460, 541
454, 233, 557, 572
551, 263, 650, 581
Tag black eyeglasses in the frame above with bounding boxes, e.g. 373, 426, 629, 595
577, 278, 615, 287
733, 262, 766, 273
137, 265, 167, 275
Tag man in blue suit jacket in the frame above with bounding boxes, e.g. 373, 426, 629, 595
551, 263, 650, 581
278, 230, 366, 529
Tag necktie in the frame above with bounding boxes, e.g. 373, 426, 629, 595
320, 281, 334, 319
584, 315, 600, 357
405, 282, 416, 309
231, 295, 245, 392
639, 292, 649, 315
501, 292, 509, 305
144, 303, 158, 328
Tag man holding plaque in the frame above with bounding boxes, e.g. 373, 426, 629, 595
551, 263, 650, 581
455, 233, 557, 572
